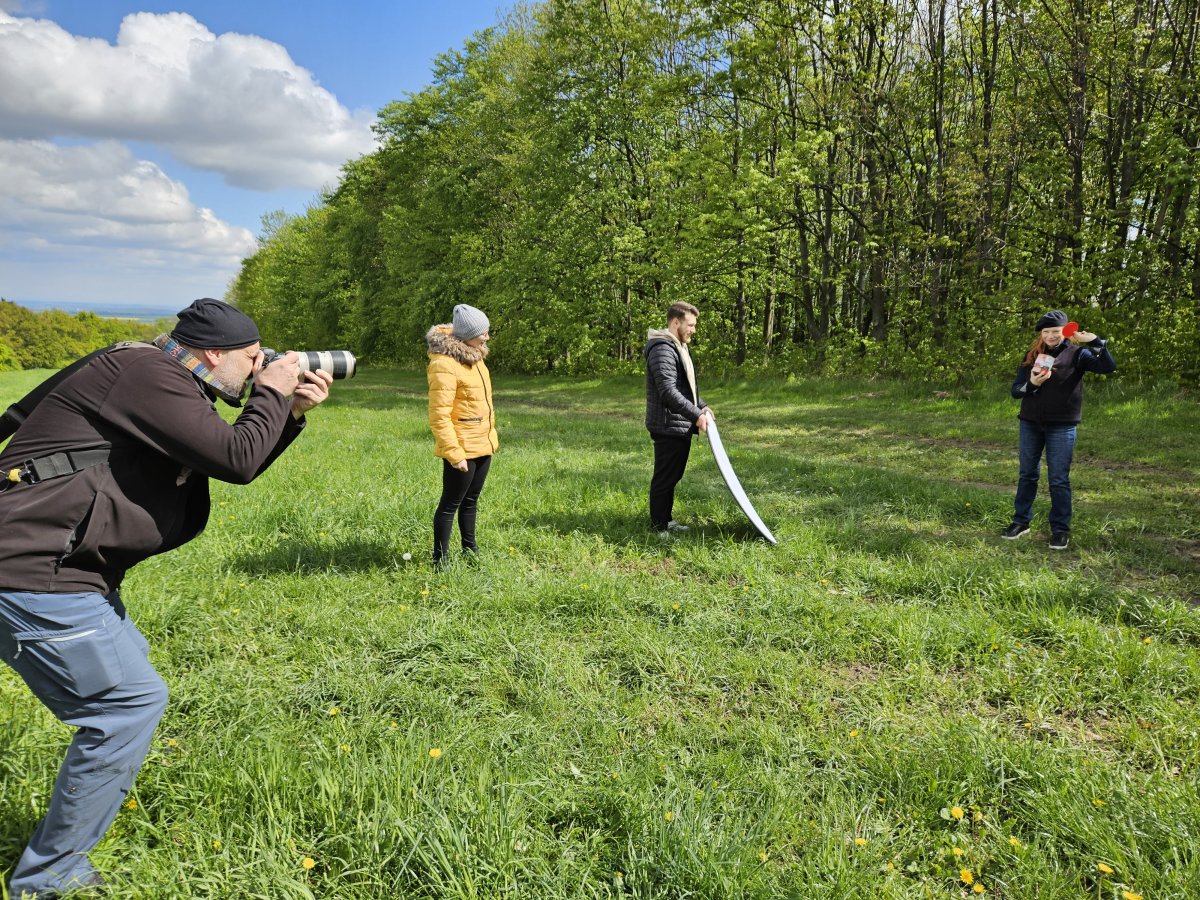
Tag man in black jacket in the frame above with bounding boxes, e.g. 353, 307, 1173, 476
0, 298, 333, 898
644, 302, 711, 536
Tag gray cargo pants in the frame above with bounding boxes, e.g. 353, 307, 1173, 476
0, 590, 168, 898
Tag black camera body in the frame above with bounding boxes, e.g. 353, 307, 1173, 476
261, 349, 357, 380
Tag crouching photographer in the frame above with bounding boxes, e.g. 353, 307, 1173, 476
0, 298, 335, 898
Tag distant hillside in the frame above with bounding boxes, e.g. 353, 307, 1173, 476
15, 298, 177, 323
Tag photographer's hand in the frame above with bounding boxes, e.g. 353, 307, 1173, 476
256, 351, 301, 398
291, 369, 333, 419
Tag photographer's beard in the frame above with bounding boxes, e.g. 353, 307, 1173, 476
210, 353, 252, 406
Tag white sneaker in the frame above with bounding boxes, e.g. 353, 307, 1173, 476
666, 520, 690, 533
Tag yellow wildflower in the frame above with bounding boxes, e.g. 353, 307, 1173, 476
854, 837, 867, 846
302, 857, 316, 870
429, 747, 442, 759
960, 868, 974, 885
1008, 836, 1021, 847
973, 884, 985, 894
1142, 637, 1152, 644
665, 811, 674, 822
328, 707, 340, 716
339, 743, 351, 753
849, 729, 860, 737
1098, 863, 1115, 875
758, 851, 768, 862
1122, 893, 1142, 900
950, 806, 965, 820
125, 798, 137, 810
672, 602, 681, 610
212, 839, 221, 850
1092, 798, 1105, 807
952, 847, 964, 857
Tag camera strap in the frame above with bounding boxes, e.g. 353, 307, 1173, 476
0, 342, 145, 444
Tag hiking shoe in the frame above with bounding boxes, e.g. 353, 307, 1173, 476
666, 520, 690, 533
1002, 523, 1030, 540
1049, 532, 1070, 550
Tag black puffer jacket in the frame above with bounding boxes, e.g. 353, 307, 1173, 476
644, 334, 704, 437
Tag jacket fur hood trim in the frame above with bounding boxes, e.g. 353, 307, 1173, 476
427, 324, 489, 365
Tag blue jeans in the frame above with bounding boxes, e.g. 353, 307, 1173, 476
1013, 419, 1077, 533
0, 590, 168, 898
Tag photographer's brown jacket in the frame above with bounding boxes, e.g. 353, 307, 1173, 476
0, 344, 303, 594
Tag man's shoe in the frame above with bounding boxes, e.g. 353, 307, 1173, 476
666, 520, 690, 533
1002, 523, 1030, 540
1049, 532, 1070, 550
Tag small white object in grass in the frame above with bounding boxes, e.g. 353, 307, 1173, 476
401, 552, 412, 561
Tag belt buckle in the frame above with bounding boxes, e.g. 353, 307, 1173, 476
19, 459, 40, 484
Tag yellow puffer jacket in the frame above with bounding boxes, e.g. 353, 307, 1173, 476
426, 324, 498, 464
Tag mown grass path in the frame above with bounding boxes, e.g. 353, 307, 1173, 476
2, 369, 1197, 898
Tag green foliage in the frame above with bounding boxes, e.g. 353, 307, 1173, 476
228, 0, 1200, 382
0, 299, 163, 370
2, 368, 1196, 898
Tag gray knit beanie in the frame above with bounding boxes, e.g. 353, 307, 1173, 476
452, 304, 490, 340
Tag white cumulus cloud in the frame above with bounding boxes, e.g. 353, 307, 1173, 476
0, 139, 258, 305
0, 10, 377, 190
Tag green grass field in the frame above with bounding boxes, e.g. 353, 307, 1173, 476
2, 368, 1197, 899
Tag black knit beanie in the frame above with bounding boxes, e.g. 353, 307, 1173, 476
171, 298, 260, 349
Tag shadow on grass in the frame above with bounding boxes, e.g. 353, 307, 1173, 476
226, 538, 409, 575
521, 509, 769, 547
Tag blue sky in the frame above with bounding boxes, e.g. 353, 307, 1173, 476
0, 0, 508, 313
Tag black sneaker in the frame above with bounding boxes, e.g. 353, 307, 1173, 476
1002, 523, 1030, 540
1049, 532, 1069, 550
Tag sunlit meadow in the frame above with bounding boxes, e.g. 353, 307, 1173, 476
1, 368, 1197, 899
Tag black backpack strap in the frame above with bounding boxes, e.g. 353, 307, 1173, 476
0, 342, 143, 443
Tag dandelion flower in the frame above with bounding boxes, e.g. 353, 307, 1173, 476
952, 847, 964, 857
339, 744, 351, 754
854, 837, 867, 846
1097, 863, 1114, 874
212, 839, 221, 850
665, 811, 674, 822
973, 884, 985, 894
1122, 893, 1142, 900
1142, 637, 1152, 644
960, 868, 974, 885
950, 806, 965, 820
672, 602, 681, 611
165, 737, 179, 748
390, 721, 398, 729
1091, 798, 1105, 807
302, 857, 316, 870
849, 729, 860, 737
429, 747, 442, 759
328, 707, 340, 717
758, 851, 769, 862
125, 798, 137, 810
1008, 837, 1021, 848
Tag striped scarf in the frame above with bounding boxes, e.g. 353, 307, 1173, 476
153, 333, 243, 406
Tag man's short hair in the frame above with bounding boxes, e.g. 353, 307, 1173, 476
667, 302, 699, 322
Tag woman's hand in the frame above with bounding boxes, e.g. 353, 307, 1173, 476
454, 459, 469, 472
1072, 329, 1099, 343
1029, 367, 1052, 386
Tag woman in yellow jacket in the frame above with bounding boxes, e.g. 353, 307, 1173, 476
426, 304, 498, 566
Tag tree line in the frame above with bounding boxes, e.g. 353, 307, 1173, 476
230, 0, 1200, 383
0, 300, 166, 372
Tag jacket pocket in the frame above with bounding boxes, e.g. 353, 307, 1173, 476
12, 621, 125, 698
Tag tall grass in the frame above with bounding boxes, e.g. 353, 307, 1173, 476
1, 369, 1197, 898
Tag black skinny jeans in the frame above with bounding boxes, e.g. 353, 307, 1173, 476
649, 434, 692, 529
433, 455, 492, 562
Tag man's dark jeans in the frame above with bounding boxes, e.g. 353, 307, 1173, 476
650, 434, 692, 530
1014, 419, 1077, 534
